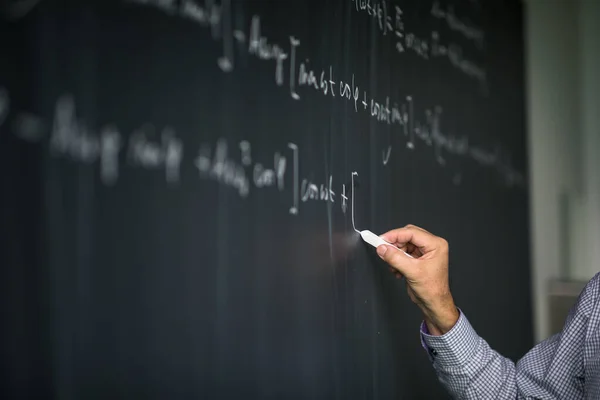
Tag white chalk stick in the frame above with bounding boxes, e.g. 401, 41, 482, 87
359, 230, 414, 258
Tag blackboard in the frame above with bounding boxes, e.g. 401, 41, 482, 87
0, 0, 532, 399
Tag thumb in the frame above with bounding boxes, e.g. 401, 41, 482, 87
376, 244, 414, 275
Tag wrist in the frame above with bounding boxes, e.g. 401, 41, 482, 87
422, 299, 459, 335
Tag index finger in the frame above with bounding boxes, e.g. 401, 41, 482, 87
380, 225, 440, 254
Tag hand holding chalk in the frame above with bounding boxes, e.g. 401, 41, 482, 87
350, 173, 458, 333
359, 230, 414, 259
375, 225, 459, 335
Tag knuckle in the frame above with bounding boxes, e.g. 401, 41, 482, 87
438, 238, 449, 250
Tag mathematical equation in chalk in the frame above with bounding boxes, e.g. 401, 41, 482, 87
0, 78, 525, 193
3, 0, 488, 90
350, 0, 486, 88
1, 90, 363, 217
0, 0, 524, 194
116, 0, 516, 183
194, 138, 348, 217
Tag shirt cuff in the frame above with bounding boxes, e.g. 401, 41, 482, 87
419, 308, 480, 368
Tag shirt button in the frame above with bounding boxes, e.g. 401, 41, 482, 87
430, 348, 438, 357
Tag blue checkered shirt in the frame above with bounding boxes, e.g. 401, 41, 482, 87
420, 272, 600, 399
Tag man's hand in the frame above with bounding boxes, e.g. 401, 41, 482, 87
377, 224, 459, 336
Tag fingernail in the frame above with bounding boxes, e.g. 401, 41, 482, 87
377, 246, 387, 257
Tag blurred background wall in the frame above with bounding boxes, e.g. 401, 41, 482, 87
526, 0, 600, 341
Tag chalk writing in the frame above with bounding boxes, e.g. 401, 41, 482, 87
351, 172, 359, 233
248, 15, 288, 86
298, 59, 320, 93
289, 36, 301, 100
194, 138, 289, 197
127, 124, 183, 184
239, 140, 252, 166
252, 152, 286, 190
3, 85, 526, 222
382, 146, 391, 165
301, 175, 335, 203
350, 0, 486, 88
430, 31, 486, 85
341, 184, 348, 214
300, 180, 319, 202
217, 0, 233, 72
405, 32, 429, 59
50, 95, 96, 163
288, 142, 299, 214
39, 1, 523, 186
195, 138, 250, 197
405, 96, 415, 149
50, 95, 123, 185
431, 1, 485, 49
350, 0, 404, 43
127, 0, 496, 173
179, 0, 221, 39
2, 0, 526, 211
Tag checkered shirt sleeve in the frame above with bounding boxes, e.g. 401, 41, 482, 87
419, 272, 600, 399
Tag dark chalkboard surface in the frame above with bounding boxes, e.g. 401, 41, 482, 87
0, 0, 531, 398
